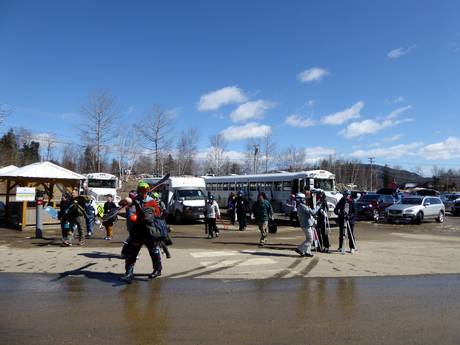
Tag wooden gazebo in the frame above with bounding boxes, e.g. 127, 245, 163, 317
0, 162, 86, 230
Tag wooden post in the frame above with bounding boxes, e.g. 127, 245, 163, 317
21, 201, 27, 231
5, 179, 11, 226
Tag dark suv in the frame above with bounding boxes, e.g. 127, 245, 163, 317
356, 193, 395, 221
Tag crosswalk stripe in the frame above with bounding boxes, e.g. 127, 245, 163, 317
190, 251, 239, 258
200, 258, 277, 268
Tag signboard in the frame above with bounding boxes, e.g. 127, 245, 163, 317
16, 187, 36, 201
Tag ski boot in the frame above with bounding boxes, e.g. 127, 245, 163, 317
121, 266, 134, 284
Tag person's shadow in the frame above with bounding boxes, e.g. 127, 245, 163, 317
51, 263, 129, 287
78, 251, 123, 260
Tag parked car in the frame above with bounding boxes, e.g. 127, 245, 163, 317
385, 196, 445, 224
356, 193, 395, 221
453, 199, 460, 216
442, 193, 460, 214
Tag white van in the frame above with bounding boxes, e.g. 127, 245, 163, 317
145, 176, 207, 223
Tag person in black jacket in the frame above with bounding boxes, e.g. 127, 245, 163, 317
316, 191, 331, 253
334, 191, 357, 254
235, 191, 249, 231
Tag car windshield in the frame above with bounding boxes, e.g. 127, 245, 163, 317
87, 179, 117, 189
360, 195, 380, 202
401, 198, 422, 205
177, 189, 205, 200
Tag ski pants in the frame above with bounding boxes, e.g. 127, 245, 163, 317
298, 226, 313, 255
124, 235, 162, 272
317, 219, 330, 249
338, 217, 356, 250
206, 218, 218, 236
237, 212, 246, 230
258, 221, 269, 244
69, 216, 86, 241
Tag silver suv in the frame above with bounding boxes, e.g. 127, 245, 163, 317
385, 196, 445, 224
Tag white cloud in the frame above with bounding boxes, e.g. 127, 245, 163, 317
383, 134, 402, 142
388, 105, 412, 119
386, 96, 405, 104
220, 122, 271, 141
285, 114, 315, 128
304, 146, 336, 164
387, 45, 416, 59
298, 67, 329, 83
321, 101, 364, 125
196, 148, 245, 161
197, 86, 247, 111
351, 142, 423, 159
230, 100, 275, 122
127, 105, 135, 115
340, 105, 413, 139
419, 137, 460, 160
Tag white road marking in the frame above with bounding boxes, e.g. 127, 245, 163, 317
190, 251, 239, 258
200, 258, 276, 268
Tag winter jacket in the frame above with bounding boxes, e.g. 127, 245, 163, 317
252, 199, 273, 223
206, 201, 221, 219
297, 203, 320, 229
235, 196, 249, 215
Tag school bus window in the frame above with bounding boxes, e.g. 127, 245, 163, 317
274, 181, 282, 191
249, 182, 257, 191
223, 182, 228, 191
283, 180, 292, 192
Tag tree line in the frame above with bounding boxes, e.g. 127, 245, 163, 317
1, 95, 459, 192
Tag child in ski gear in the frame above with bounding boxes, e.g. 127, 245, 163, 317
121, 181, 165, 283
103, 194, 117, 240
251, 192, 274, 246
334, 191, 357, 254
205, 195, 221, 239
287, 194, 298, 227
295, 192, 320, 257
58, 192, 72, 246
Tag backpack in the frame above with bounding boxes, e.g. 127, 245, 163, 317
135, 199, 172, 244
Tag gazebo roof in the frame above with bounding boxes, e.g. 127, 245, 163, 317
0, 165, 18, 175
0, 161, 85, 180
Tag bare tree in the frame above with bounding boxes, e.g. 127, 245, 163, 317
176, 128, 198, 175
205, 134, 228, 175
277, 145, 306, 172
80, 91, 120, 172
114, 126, 139, 181
261, 130, 276, 173
138, 106, 173, 176
61, 144, 79, 171
0, 104, 12, 126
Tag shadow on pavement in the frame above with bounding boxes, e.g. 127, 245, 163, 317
52, 263, 127, 287
78, 251, 123, 260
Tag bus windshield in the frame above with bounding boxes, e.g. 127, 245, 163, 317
87, 179, 117, 189
177, 189, 205, 200
314, 179, 333, 191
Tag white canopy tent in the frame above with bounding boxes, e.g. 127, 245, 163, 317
0, 162, 86, 230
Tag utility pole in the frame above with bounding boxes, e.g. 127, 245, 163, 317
253, 144, 259, 174
368, 157, 375, 191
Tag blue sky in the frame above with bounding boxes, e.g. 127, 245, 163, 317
1, 0, 459, 174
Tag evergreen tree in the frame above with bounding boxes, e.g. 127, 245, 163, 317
0, 129, 19, 166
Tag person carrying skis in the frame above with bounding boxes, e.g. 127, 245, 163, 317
205, 195, 221, 239
316, 191, 331, 253
121, 181, 164, 283
334, 191, 357, 254
294, 192, 320, 257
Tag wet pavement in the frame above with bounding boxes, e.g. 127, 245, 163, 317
1, 273, 459, 345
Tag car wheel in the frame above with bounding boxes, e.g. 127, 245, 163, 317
436, 211, 445, 223
373, 209, 380, 222
415, 212, 423, 225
